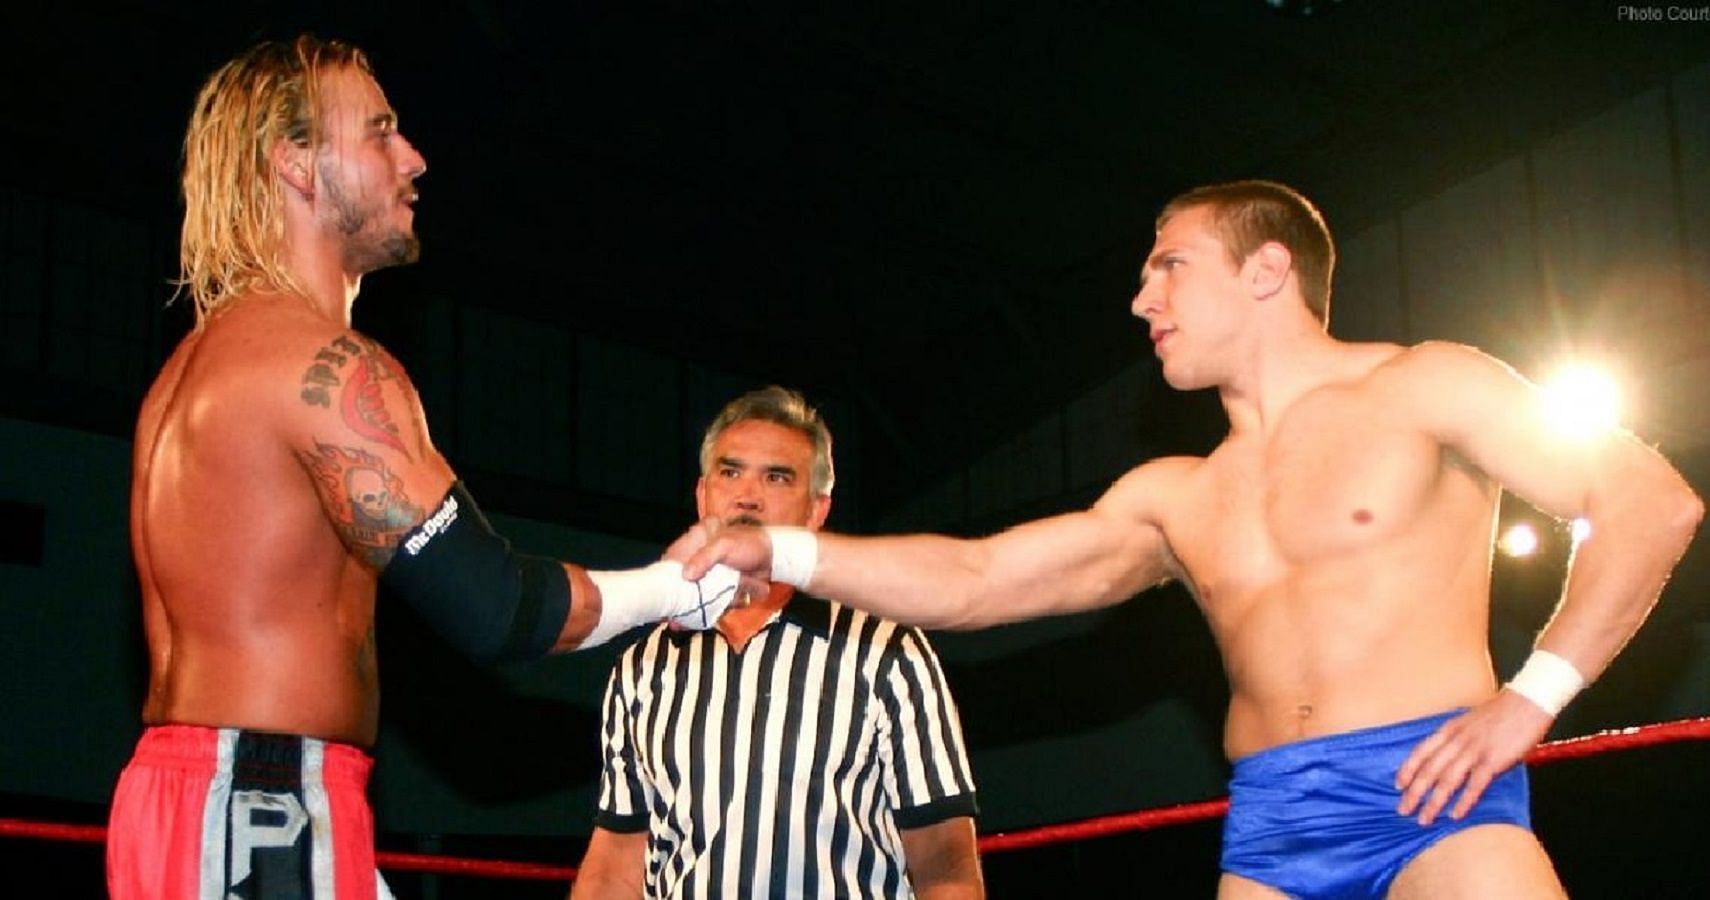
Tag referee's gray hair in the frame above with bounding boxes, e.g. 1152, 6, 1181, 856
699, 386, 835, 497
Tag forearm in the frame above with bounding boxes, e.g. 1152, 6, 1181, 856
567, 872, 641, 900
553, 565, 600, 651
806, 512, 1160, 630
916, 872, 986, 900
806, 532, 992, 629
567, 874, 636, 900
902, 816, 985, 899
554, 559, 740, 652
1535, 462, 1702, 680
568, 830, 645, 900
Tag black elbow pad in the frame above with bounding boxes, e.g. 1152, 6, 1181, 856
379, 481, 571, 665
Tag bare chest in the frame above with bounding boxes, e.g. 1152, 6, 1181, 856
1168, 403, 1448, 599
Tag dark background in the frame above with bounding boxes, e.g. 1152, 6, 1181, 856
2, 1, 1708, 896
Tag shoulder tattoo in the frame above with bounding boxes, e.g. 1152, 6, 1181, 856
296, 440, 424, 569
298, 334, 416, 460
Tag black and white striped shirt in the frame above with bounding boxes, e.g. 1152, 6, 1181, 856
592, 595, 978, 899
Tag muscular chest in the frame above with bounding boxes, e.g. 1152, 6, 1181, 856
1171, 399, 1445, 592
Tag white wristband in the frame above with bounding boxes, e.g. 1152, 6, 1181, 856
583, 560, 740, 647
765, 526, 819, 589
1505, 649, 1586, 716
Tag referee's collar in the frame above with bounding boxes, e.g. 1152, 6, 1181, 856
776, 591, 834, 639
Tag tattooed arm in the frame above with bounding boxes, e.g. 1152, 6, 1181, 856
282, 327, 737, 657
283, 327, 613, 656
288, 330, 455, 569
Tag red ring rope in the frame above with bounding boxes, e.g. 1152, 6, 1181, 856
3, 716, 1705, 882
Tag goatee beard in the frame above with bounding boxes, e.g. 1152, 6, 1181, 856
344, 231, 420, 273
382, 233, 421, 266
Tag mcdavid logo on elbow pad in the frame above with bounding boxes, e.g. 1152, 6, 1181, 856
404, 495, 459, 556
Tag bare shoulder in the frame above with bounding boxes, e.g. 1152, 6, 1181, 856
1369, 340, 1517, 387
1094, 455, 1203, 524
200, 296, 425, 445
205, 297, 452, 567
190, 295, 361, 398
1363, 340, 1532, 438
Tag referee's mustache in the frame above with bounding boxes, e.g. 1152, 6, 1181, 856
725, 514, 764, 528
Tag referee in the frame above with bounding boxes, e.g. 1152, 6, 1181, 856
570, 386, 984, 899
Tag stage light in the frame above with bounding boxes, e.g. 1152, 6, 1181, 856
1540, 364, 1621, 440
1500, 522, 1540, 558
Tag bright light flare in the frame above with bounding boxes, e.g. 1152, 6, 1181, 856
1499, 522, 1540, 558
1571, 517, 1592, 547
1540, 364, 1621, 439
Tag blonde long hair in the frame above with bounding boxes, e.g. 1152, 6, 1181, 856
178, 35, 369, 325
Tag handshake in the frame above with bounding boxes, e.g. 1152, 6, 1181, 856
584, 524, 817, 645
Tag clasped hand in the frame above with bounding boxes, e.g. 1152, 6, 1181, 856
668, 516, 776, 613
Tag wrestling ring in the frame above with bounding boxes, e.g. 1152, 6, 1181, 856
3, 716, 1705, 891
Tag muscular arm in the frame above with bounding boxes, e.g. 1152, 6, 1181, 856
286, 330, 455, 569
901, 817, 984, 900
282, 328, 619, 656
685, 461, 1183, 630
1413, 342, 1702, 681
1395, 342, 1702, 822
567, 828, 646, 900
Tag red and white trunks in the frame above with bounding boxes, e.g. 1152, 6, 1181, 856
107, 725, 392, 899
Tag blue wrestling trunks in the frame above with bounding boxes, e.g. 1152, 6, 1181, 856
1220, 709, 1532, 900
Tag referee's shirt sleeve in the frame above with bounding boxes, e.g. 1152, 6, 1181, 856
879, 626, 979, 829
592, 651, 650, 833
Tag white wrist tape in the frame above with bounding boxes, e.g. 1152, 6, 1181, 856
765, 526, 819, 589
1505, 649, 1586, 716
583, 560, 741, 647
